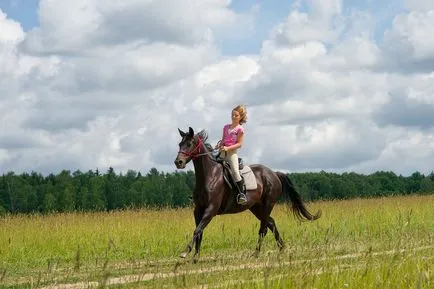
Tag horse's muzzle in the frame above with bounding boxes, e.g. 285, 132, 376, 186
174, 158, 186, 169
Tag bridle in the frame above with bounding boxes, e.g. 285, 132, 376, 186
178, 137, 219, 160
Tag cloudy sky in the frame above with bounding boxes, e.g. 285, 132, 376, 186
0, 0, 433, 176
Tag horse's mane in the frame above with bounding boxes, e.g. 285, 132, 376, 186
197, 129, 213, 152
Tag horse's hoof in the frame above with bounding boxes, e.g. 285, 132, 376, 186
180, 252, 188, 258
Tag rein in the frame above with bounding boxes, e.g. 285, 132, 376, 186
196, 150, 219, 157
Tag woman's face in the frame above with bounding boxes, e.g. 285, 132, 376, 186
231, 110, 241, 123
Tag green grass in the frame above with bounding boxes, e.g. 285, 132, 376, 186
0, 195, 433, 288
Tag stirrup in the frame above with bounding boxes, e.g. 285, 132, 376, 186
237, 193, 248, 205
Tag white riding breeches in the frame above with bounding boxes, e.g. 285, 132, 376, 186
222, 150, 242, 182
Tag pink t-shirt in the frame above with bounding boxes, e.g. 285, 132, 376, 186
223, 124, 244, 146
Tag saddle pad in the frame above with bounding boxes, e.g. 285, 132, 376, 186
240, 166, 257, 190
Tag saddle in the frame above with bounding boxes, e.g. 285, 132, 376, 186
216, 157, 257, 192
219, 158, 244, 190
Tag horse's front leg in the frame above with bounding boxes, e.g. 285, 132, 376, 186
180, 204, 217, 259
193, 207, 205, 258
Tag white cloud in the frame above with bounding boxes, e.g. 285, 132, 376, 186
373, 73, 434, 129
232, 0, 434, 174
381, 10, 434, 71
347, 128, 434, 174
1, 0, 434, 176
270, 0, 344, 46
249, 118, 386, 171
0, 10, 24, 43
23, 0, 237, 53
404, 0, 434, 12
309, 0, 342, 22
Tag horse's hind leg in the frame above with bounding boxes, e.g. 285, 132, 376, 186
249, 205, 268, 257
250, 204, 285, 253
266, 216, 285, 251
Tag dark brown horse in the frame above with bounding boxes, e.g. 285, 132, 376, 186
174, 127, 321, 259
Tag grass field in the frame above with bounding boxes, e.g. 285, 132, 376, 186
1, 194, 433, 288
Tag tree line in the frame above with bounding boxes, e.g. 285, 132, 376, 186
0, 167, 433, 215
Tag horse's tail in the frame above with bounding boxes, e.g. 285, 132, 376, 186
276, 172, 322, 221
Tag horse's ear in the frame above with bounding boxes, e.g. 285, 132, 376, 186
188, 127, 194, 137
178, 128, 186, 137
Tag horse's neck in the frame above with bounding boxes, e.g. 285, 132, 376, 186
192, 145, 218, 186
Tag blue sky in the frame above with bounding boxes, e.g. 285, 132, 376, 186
1, 0, 405, 56
0, 0, 39, 30
227, 0, 406, 53
226, 0, 295, 54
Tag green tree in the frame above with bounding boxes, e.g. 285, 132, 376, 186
43, 193, 56, 213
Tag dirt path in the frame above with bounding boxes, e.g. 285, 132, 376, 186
37, 245, 433, 289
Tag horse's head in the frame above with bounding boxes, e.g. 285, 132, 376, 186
174, 127, 203, 169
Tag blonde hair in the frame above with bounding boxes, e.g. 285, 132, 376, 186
233, 104, 247, 125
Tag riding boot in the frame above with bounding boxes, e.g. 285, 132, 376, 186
236, 179, 248, 205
